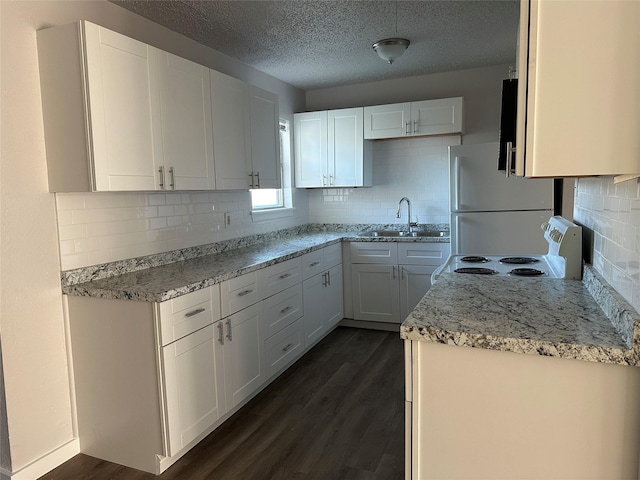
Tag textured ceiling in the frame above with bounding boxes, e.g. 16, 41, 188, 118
111, 0, 520, 90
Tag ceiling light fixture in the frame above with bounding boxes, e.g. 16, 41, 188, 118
372, 1, 410, 64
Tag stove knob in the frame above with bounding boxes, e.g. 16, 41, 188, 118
549, 229, 563, 242
541, 222, 550, 231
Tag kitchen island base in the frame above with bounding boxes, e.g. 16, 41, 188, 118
405, 340, 640, 479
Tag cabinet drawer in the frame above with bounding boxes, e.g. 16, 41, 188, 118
397, 243, 450, 266
262, 284, 303, 338
264, 318, 304, 378
259, 257, 301, 298
301, 249, 324, 280
350, 242, 398, 264
157, 287, 220, 346
220, 272, 259, 317
323, 243, 342, 269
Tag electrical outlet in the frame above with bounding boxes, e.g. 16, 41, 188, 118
224, 212, 232, 228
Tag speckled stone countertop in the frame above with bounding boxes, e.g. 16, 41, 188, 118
62, 224, 449, 303
400, 266, 640, 367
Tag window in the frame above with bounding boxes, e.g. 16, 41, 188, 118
250, 120, 292, 211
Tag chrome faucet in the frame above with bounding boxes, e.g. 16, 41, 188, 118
396, 197, 418, 232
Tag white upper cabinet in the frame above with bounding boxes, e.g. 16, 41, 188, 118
294, 107, 372, 188
157, 52, 215, 190
38, 21, 281, 192
249, 86, 281, 189
38, 21, 163, 192
515, 0, 640, 177
210, 70, 252, 190
364, 97, 463, 140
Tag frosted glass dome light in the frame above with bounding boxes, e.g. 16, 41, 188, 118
372, 38, 410, 64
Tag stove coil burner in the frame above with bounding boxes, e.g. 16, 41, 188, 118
460, 256, 490, 263
500, 257, 540, 265
454, 267, 498, 275
509, 268, 545, 277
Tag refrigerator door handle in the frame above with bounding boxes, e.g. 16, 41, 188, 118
452, 156, 461, 211
454, 215, 462, 254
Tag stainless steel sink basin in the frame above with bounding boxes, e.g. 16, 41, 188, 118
358, 230, 448, 238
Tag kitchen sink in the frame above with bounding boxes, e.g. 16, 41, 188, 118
358, 230, 449, 238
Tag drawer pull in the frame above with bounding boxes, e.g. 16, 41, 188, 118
280, 306, 292, 314
309, 261, 321, 267
217, 323, 224, 345
279, 273, 292, 279
282, 343, 294, 352
184, 307, 206, 318
238, 289, 254, 297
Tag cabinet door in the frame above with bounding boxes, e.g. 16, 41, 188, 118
325, 264, 344, 328
363, 103, 411, 139
410, 98, 463, 136
351, 264, 400, 323
302, 272, 327, 346
327, 108, 364, 187
517, 0, 640, 177
157, 52, 215, 190
210, 70, 251, 190
83, 22, 163, 191
222, 305, 264, 409
294, 111, 328, 187
161, 325, 225, 456
399, 265, 436, 321
249, 85, 281, 189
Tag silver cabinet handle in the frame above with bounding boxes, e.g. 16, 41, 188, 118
282, 343, 294, 352
280, 306, 292, 314
401, 266, 405, 280
405, 121, 410, 135
279, 273, 292, 279
225, 318, 232, 341
322, 174, 327, 186
217, 322, 224, 345
255, 171, 260, 188
321, 272, 327, 287
169, 166, 175, 189
184, 307, 205, 318
329, 174, 333, 186
413, 120, 418, 134
326, 270, 331, 286
309, 261, 321, 267
249, 172, 254, 188
392, 265, 397, 280
238, 289, 253, 297
506, 141, 515, 178
158, 166, 165, 190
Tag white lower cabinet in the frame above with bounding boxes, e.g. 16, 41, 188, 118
161, 324, 224, 457
301, 244, 343, 347
350, 242, 449, 324
221, 305, 264, 409
264, 318, 304, 378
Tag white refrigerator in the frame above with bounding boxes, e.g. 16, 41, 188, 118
449, 142, 555, 255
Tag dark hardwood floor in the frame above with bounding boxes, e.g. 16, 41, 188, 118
40, 327, 405, 480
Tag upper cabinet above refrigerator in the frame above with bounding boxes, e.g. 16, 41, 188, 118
511, 0, 640, 178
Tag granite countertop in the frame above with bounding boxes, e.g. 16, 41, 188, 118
400, 267, 640, 367
62, 226, 449, 303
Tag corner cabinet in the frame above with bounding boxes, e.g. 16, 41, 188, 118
294, 108, 372, 188
37, 20, 280, 192
363, 97, 463, 140
514, 0, 640, 177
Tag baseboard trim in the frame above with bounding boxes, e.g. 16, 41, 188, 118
7, 439, 80, 479
339, 318, 400, 332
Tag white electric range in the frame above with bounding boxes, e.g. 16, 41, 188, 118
433, 216, 583, 282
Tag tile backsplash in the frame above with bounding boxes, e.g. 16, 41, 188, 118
308, 136, 459, 225
573, 177, 640, 313
55, 190, 303, 270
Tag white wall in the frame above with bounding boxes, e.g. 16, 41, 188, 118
574, 177, 640, 313
308, 135, 459, 226
0, 0, 304, 474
